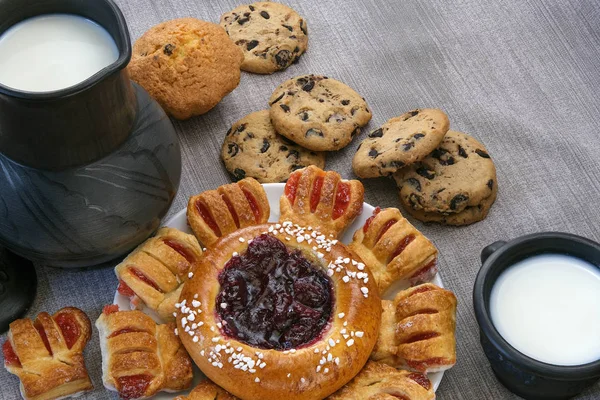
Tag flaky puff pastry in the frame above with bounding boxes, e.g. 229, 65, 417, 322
187, 178, 270, 247
349, 207, 438, 296
115, 227, 203, 321
96, 307, 193, 399
328, 360, 435, 400
177, 224, 381, 400
372, 284, 457, 374
174, 380, 239, 400
2, 307, 93, 400
280, 166, 364, 238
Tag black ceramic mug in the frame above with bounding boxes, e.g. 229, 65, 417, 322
473, 232, 600, 400
0, 0, 181, 267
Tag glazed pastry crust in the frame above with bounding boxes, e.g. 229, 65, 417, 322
177, 224, 381, 400
328, 360, 435, 400
95, 309, 193, 399
279, 166, 364, 238
174, 379, 239, 400
3, 307, 93, 400
349, 207, 438, 296
114, 227, 203, 321
187, 178, 270, 247
372, 283, 457, 373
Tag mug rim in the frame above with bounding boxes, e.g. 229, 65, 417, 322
473, 231, 600, 380
0, 0, 131, 100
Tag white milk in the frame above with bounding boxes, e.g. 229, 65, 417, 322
0, 14, 118, 92
490, 254, 600, 366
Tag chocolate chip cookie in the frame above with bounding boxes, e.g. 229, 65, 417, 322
400, 182, 497, 226
393, 130, 497, 219
221, 110, 326, 183
269, 74, 372, 151
128, 18, 243, 120
220, 2, 308, 74
352, 109, 450, 178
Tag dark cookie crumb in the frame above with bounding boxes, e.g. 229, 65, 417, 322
306, 128, 324, 138
246, 40, 259, 51
413, 133, 425, 140
163, 44, 175, 55
458, 145, 468, 158
270, 92, 285, 105
450, 194, 469, 210
369, 128, 383, 138
233, 168, 246, 181
368, 148, 379, 158
287, 150, 299, 159
487, 179, 494, 189
275, 50, 292, 68
416, 167, 435, 180
406, 177, 421, 191
475, 149, 490, 158
403, 142, 414, 151
280, 104, 290, 112
236, 123, 247, 133
249, 5, 255, 11
302, 80, 315, 92
238, 17, 249, 25
260, 139, 270, 153
260, 11, 270, 19
341, 99, 350, 105
408, 193, 423, 209
228, 142, 239, 157
282, 24, 293, 32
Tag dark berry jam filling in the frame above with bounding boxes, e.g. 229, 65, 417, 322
216, 234, 333, 350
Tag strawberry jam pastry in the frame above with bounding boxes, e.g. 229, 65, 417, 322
177, 223, 382, 400
349, 207, 438, 295
3, 307, 93, 400
372, 283, 457, 374
216, 234, 333, 350
114, 227, 203, 321
280, 166, 364, 237
187, 178, 270, 248
95, 308, 193, 399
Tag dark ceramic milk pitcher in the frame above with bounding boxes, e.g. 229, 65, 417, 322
0, 0, 181, 267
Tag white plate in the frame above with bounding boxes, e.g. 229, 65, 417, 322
115, 183, 444, 396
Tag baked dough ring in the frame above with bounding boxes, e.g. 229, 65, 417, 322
177, 223, 381, 400
187, 178, 270, 247
349, 207, 437, 296
328, 360, 435, 399
3, 307, 93, 400
372, 283, 457, 373
280, 166, 364, 238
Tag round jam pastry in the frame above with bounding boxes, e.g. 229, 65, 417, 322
177, 223, 382, 400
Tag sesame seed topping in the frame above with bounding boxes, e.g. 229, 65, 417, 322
338, 312, 345, 318
324, 368, 329, 374
192, 300, 201, 308
328, 338, 335, 347
342, 276, 350, 283
239, 237, 245, 243
255, 377, 260, 383
232, 251, 239, 256
347, 339, 355, 347
355, 331, 364, 338
188, 272, 194, 278
221, 303, 228, 309
193, 336, 199, 343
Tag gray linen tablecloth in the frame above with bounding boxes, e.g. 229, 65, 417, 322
2, 0, 600, 399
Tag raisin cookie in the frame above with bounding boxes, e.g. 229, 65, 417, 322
269, 75, 372, 151
394, 130, 497, 221
220, 2, 308, 74
128, 18, 243, 120
352, 109, 450, 178
221, 110, 325, 182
